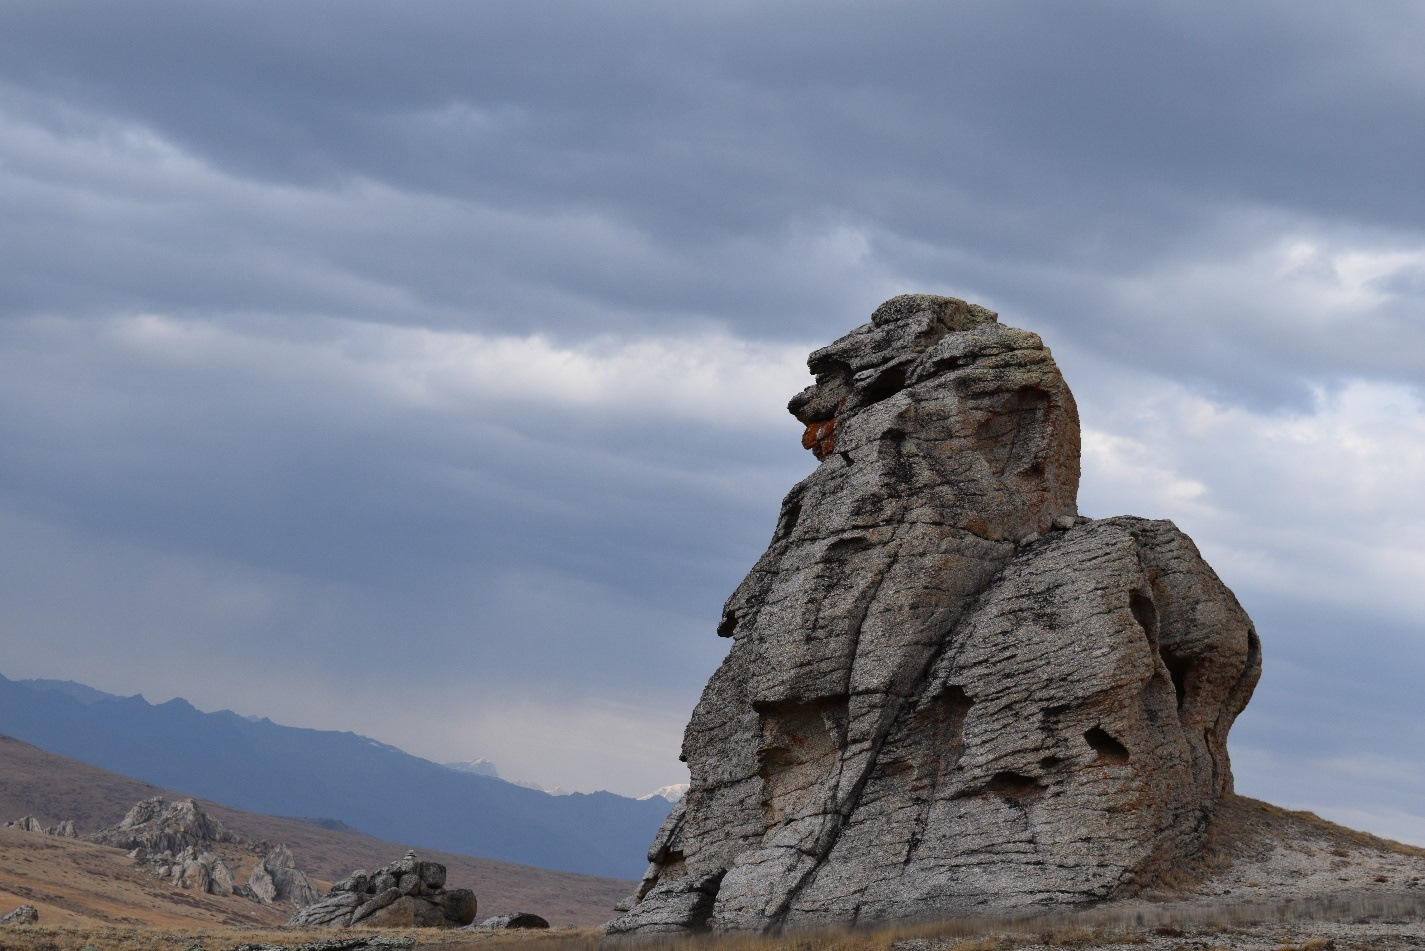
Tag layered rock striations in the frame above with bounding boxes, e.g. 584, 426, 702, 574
608, 295, 1261, 936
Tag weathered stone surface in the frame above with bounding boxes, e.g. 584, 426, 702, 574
0, 816, 76, 838
0, 904, 38, 924
474, 912, 550, 930
90, 798, 314, 906
607, 295, 1261, 936
249, 862, 279, 904
350, 887, 402, 923
289, 852, 474, 929
288, 891, 363, 927
415, 860, 446, 891
178, 855, 212, 892
364, 895, 446, 928
209, 854, 237, 897
439, 888, 477, 925
249, 843, 321, 907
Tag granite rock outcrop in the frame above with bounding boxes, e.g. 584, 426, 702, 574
289, 851, 477, 929
608, 295, 1262, 936
249, 844, 322, 907
4, 816, 75, 837
1, 904, 38, 925
88, 798, 317, 906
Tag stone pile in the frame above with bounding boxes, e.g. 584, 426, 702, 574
608, 295, 1262, 936
289, 851, 477, 929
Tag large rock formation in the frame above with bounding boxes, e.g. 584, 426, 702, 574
608, 295, 1261, 936
474, 912, 551, 930
4, 816, 75, 837
87, 797, 238, 853
289, 851, 477, 929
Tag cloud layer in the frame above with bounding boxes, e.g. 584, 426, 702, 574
1, 1, 1423, 824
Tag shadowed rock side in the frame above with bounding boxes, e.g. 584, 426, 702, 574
607, 295, 1261, 936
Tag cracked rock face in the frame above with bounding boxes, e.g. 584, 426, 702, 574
607, 295, 1262, 936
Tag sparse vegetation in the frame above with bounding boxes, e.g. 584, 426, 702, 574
3, 890, 1425, 951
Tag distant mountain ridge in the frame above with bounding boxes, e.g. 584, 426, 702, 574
15, 678, 127, 705
0, 673, 669, 878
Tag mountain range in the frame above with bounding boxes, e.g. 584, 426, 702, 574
0, 673, 669, 879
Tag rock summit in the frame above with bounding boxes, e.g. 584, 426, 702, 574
608, 295, 1262, 936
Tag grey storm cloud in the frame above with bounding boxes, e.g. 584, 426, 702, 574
1, 0, 1425, 818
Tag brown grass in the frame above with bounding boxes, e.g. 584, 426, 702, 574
3, 892, 1425, 951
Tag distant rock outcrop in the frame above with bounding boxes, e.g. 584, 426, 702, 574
3, 816, 75, 837
289, 851, 476, 929
0, 904, 38, 924
136, 844, 240, 896
87, 797, 237, 854
87, 797, 316, 906
608, 295, 1262, 936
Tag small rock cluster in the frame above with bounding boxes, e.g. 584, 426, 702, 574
89, 798, 318, 907
233, 939, 414, 951
0, 904, 38, 925
289, 851, 476, 929
4, 815, 76, 837
133, 843, 240, 896
610, 295, 1263, 936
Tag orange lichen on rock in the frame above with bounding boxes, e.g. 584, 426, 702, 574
801, 420, 836, 459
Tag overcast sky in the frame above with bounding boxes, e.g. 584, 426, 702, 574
2, 1, 1425, 836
